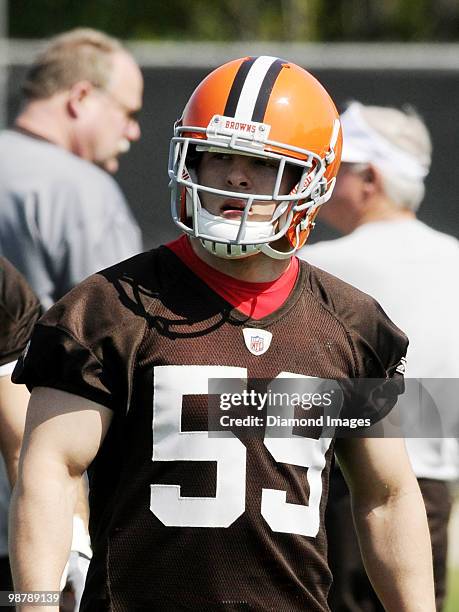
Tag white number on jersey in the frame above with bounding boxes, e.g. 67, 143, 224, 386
150, 365, 331, 536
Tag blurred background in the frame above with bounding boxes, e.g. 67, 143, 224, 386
1, 0, 459, 250
0, 1, 458, 609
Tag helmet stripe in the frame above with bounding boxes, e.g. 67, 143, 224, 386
233, 56, 280, 121
251, 59, 285, 122
224, 56, 286, 122
223, 56, 256, 117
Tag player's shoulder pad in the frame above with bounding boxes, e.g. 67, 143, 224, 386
40, 247, 181, 339
305, 262, 408, 377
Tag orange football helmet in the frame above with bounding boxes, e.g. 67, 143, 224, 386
169, 56, 342, 259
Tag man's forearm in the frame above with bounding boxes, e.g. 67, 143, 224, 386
353, 483, 435, 612
9, 471, 78, 610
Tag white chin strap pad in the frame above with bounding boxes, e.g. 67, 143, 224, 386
200, 239, 261, 259
197, 207, 275, 258
197, 208, 274, 243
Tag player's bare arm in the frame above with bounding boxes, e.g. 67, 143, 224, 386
335, 436, 435, 612
0, 376, 29, 485
9, 387, 112, 611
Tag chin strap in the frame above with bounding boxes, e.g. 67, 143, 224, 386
260, 243, 296, 260
260, 219, 307, 260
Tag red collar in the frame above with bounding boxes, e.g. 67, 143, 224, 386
166, 236, 299, 319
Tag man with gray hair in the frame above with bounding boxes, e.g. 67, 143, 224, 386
299, 101, 459, 611
0, 27, 143, 308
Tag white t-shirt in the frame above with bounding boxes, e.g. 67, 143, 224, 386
299, 219, 459, 480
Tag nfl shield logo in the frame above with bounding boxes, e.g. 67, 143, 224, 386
250, 335, 264, 353
243, 328, 273, 356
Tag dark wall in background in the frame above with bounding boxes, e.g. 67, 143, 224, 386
8, 65, 459, 249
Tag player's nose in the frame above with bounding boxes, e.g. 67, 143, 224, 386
226, 158, 252, 189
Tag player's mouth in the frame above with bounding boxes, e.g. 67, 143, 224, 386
220, 199, 248, 219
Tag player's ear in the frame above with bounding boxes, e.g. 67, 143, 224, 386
67, 80, 93, 118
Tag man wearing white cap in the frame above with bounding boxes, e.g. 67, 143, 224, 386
299, 102, 459, 611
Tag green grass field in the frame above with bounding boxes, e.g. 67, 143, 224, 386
445, 566, 459, 612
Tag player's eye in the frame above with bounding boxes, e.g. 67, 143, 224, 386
212, 152, 231, 161
254, 158, 279, 169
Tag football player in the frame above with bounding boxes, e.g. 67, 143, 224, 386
11, 57, 435, 611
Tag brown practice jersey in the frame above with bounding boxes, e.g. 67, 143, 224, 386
14, 246, 407, 612
0, 256, 41, 366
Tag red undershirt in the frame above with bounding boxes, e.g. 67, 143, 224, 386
166, 235, 299, 320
